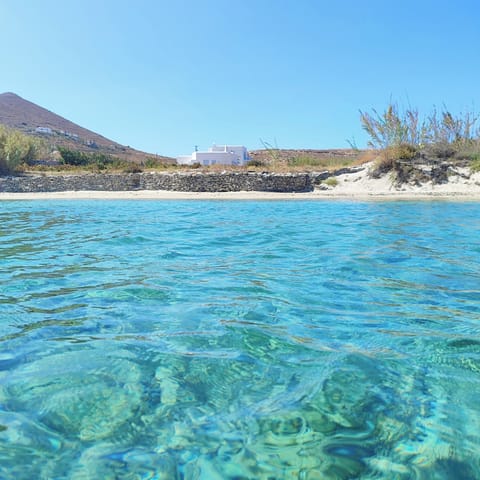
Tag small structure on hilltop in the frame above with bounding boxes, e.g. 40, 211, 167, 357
35, 126, 52, 134
176, 144, 250, 166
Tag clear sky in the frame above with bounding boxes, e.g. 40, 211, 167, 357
1, 0, 479, 157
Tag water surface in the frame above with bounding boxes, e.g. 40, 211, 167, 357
0, 200, 479, 479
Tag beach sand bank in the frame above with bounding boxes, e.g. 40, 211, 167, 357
1, 165, 479, 200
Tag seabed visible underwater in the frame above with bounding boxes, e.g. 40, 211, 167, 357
0, 200, 479, 479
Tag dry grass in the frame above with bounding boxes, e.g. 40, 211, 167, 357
362, 103, 480, 181
247, 148, 370, 172
20, 148, 376, 175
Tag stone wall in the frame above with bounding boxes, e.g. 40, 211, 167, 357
0, 172, 317, 193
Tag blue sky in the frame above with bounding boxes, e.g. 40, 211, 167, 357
1, 0, 479, 157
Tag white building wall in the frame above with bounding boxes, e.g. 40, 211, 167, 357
176, 156, 194, 165
35, 127, 52, 134
176, 145, 250, 166
210, 145, 248, 162
193, 151, 238, 166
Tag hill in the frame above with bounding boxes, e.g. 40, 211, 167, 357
0, 92, 173, 163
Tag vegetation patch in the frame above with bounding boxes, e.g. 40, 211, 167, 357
0, 125, 45, 174
246, 158, 266, 168
249, 147, 367, 173
287, 154, 355, 169
361, 103, 480, 184
323, 177, 338, 187
57, 148, 178, 173
470, 156, 480, 173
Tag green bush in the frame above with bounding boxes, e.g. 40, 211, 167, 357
246, 158, 266, 167
58, 147, 105, 166
470, 155, 480, 172
0, 125, 44, 174
58, 147, 128, 170
58, 147, 88, 166
143, 157, 167, 169
323, 177, 338, 187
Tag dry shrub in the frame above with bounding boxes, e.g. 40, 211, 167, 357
246, 158, 266, 168
369, 151, 397, 179
355, 149, 377, 165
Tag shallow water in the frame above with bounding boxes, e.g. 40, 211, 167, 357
0, 200, 479, 479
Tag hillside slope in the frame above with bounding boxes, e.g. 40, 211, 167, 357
0, 92, 172, 163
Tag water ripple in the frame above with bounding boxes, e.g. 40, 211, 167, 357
0, 200, 479, 478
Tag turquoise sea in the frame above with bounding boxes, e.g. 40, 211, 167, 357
0, 200, 479, 479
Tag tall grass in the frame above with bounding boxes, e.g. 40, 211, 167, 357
360, 104, 424, 148
361, 103, 479, 148
426, 108, 478, 145
360, 103, 480, 177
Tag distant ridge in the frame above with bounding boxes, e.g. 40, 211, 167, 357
0, 92, 172, 162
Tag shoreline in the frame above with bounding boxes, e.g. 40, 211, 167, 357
1, 189, 480, 201
1, 163, 480, 201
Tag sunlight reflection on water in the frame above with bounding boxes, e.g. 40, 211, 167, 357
0, 200, 479, 479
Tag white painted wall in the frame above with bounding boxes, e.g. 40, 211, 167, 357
35, 127, 52, 134
210, 145, 248, 161
177, 155, 192, 165
176, 145, 250, 166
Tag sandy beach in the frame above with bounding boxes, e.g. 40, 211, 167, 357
1, 164, 480, 201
